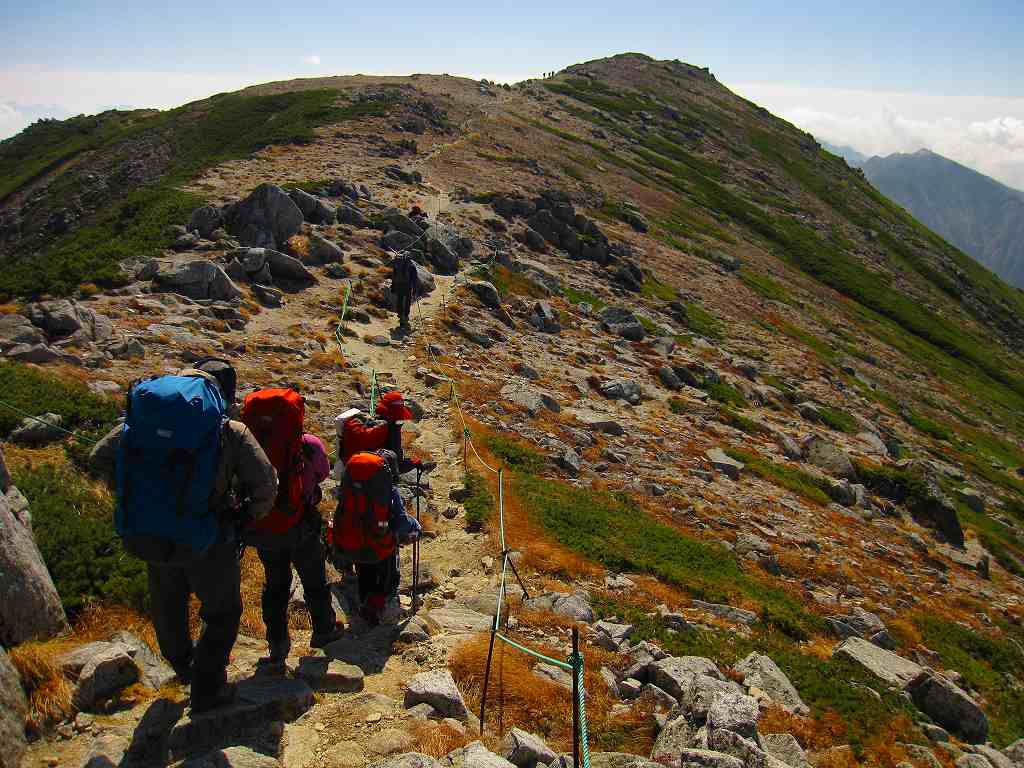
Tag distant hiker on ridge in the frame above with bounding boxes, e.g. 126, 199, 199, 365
91, 359, 278, 714
390, 250, 421, 330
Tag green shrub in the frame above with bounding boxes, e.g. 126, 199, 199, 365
511, 472, 821, 639
739, 270, 794, 304
12, 464, 147, 617
726, 447, 832, 505
0, 361, 119, 435
561, 286, 606, 311
463, 470, 494, 531
640, 276, 678, 301
704, 379, 747, 408
717, 407, 769, 436
483, 434, 546, 475
818, 406, 858, 434
668, 397, 687, 415
903, 410, 952, 441
685, 302, 724, 340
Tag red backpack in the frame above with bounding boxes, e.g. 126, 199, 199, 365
241, 388, 306, 534
332, 451, 396, 563
339, 416, 389, 463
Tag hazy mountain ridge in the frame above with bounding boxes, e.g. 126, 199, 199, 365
858, 149, 1024, 288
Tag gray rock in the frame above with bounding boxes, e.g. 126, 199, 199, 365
265, 249, 316, 283
72, 643, 139, 710
707, 692, 759, 740
447, 741, 516, 768
856, 431, 889, 458
681, 674, 744, 724
641, 682, 677, 710
338, 203, 369, 227
956, 757, 993, 768
307, 233, 344, 264
425, 607, 492, 634
734, 652, 808, 715
1002, 741, 1024, 768
253, 283, 284, 308
658, 366, 683, 391
529, 302, 561, 333
181, 746, 281, 767
559, 448, 582, 478
189, 205, 223, 239
501, 384, 559, 416
225, 183, 304, 249
976, 746, 1015, 768
650, 715, 699, 766
658, 604, 690, 631
706, 730, 769, 768
956, 487, 985, 514
803, 436, 856, 480
569, 409, 625, 436
0, 314, 44, 348
404, 670, 470, 720
0, 491, 68, 645
705, 448, 743, 480
288, 189, 335, 225
691, 601, 757, 626
651, 656, 724, 701
619, 678, 642, 699
9, 412, 65, 445
677, 750, 744, 768
552, 592, 593, 622
469, 281, 502, 310
153, 260, 241, 301
0, 645, 27, 768
907, 670, 988, 744
398, 615, 432, 644
832, 637, 923, 688
296, 656, 365, 693
761, 734, 809, 768
371, 755, 443, 768
502, 728, 557, 768
5, 343, 62, 363
104, 337, 146, 360
599, 379, 642, 403
827, 607, 895, 650
593, 621, 634, 651
110, 631, 175, 689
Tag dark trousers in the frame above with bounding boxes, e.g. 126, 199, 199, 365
147, 541, 241, 700
395, 289, 412, 324
257, 516, 335, 655
355, 553, 399, 606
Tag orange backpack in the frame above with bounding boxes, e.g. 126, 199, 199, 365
241, 388, 306, 534
332, 451, 396, 563
339, 416, 388, 464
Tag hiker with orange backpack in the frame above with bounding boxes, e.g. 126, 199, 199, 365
90, 360, 278, 714
240, 388, 342, 670
331, 449, 420, 626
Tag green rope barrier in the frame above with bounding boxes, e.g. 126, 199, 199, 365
572, 651, 592, 768
493, 632, 574, 670
340, 282, 352, 323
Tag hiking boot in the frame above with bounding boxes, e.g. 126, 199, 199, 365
190, 682, 237, 715
381, 599, 403, 625
310, 623, 344, 648
359, 603, 381, 627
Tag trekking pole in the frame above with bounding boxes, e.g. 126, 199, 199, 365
413, 465, 422, 614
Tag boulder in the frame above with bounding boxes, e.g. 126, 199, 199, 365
426, 235, 460, 274
705, 731, 769, 768
0, 645, 27, 768
599, 379, 642, 404
1003, 741, 1024, 768
447, 741, 515, 768
803, 436, 856, 480
181, 746, 281, 767
734, 652, 809, 715
706, 692, 760, 740
650, 656, 724, 701
760, 734, 809, 768
253, 284, 284, 308
0, 314, 44, 348
856, 431, 889, 458
26, 299, 113, 343
105, 337, 146, 360
775, 433, 803, 460
189, 205, 223, 239
9, 412, 65, 445
153, 261, 242, 301
338, 203, 369, 228
529, 302, 561, 334
691, 601, 757, 626
658, 366, 683, 391
370, 756, 442, 768
956, 487, 985, 514
593, 621, 634, 652
677, 750, 743, 768
110, 630, 176, 690
383, 230, 417, 253
0, 491, 68, 645
976, 747, 1015, 768
559, 448, 581, 478
296, 657, 365, 693
224, 183, 304, 249
288, 189, 336, 224
265, 250, 316, 283
832, 637, 923, 688
502, 728, 557, 768
906, 670, 988, 744
827, 607, 895, 650
705, 448, 743, 480
650, 715, 700, 766
72, 642, 139, 710
469, 281, 502, 310
404, 670, 470, 720
307, 233, 343, 264
5, 343, 62, 363
681, 674, 744, 724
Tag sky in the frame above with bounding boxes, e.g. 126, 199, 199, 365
2, 0, 1022, 188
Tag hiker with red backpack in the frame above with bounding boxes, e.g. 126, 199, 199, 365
240, 388, 342, 669
90, 360, 278, 714
331, 448, 421, 626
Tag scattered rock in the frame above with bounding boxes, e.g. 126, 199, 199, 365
650, 656, 724, 701
761, 733, 810, 768
9, 413, 65, 445
803, 436, 856, 480
225, 183, 304, 249
153, 260, 242, 301
71, 642, 139, 711
906, 669, 988, 744
296, 657, 365, 693
691, 601, 757, 626
832, 637, 923, 688
0, 645, 27, 768
404, 670, 470, 721
181, 746, 281, 767
705, 448, 743, 480
468, 281, 502, 310
502, 728, 557, 768
110, 631, 175, 689
734, 652, 809, 715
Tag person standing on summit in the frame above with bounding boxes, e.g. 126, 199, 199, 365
390, 250, 420, 330
90, 360, 278, 714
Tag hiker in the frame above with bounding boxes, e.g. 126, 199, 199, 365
240, 389, 343, 669
90, 361, 277, 714
390, 251, 420, 329
408, 204, 429, 228
332, 449, 420, 626
335, 392, 428, 475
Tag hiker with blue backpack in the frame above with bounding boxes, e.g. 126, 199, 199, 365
90, 360, 278, 714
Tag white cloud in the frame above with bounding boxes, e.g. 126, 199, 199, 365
302, 55, 321, 66
728, 81, 1024, 191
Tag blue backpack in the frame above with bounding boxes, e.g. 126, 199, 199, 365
115, 375, 227, 555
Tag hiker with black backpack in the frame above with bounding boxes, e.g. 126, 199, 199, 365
390, 251, 420, 329
90, 360, 277, 714
239, 388, 343, 671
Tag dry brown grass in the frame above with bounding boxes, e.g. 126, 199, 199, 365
78, 283, 100, 298
758, 706, 847, 751
449, 633, 654, 755
287, 234, 311, 260
0, 302, 22, 314
409, 720, 479, 757
9, 639, 77, 733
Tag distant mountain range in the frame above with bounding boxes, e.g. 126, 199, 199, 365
822, 143, 1024, 289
